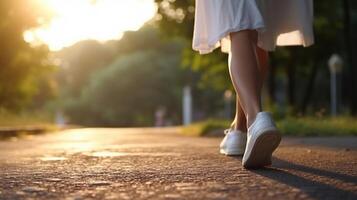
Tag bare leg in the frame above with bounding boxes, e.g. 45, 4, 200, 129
229, 30, 262, 127
229, 93, 247, 131
229, 49, 268, 128
228, 51, 247, 132
253, 35, 270, 87
228, 31, 269, 131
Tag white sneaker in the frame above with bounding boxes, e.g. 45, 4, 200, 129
219, 128, 247, 156
242, 112, 281, 168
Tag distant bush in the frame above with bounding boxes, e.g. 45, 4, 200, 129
65, 50, 184, 126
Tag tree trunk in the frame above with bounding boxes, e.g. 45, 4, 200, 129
286, 50, 296, 112
343, 0, 357, 115
301, 62, 318, 114
268, 53, 276, 104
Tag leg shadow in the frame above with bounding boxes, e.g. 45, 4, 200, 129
273, 157, 357, 184
250, 157, 357, 200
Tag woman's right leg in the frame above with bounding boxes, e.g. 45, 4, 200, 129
228, 53, 247, 132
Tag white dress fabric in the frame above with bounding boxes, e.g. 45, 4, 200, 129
192, 0, 315, 54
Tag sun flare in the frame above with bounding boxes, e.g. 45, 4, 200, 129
24, 0, 157, 51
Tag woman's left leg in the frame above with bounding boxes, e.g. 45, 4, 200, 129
253, 36, 270, 88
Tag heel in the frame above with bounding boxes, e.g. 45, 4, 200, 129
243, 130, 281, 168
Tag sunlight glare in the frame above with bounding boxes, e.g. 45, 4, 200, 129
24, 0, 157, 51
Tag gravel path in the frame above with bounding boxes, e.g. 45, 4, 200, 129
0, 127, 356, 200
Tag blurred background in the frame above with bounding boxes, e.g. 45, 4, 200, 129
0, 0, 356, 136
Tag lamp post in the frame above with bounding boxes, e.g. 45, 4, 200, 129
328, 54, 343, 116
183, 85, 192, 125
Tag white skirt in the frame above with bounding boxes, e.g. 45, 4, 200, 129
192, 0, 315, 54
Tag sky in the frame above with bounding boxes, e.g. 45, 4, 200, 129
24, 0, 157, 51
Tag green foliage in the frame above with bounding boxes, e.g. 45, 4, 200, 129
58, 27, 185, 126
155, 0, 195, 39
155, 0, 230, 92
0, 0, 55, 111
55, 40, 116, 97
154, 0, 237, 119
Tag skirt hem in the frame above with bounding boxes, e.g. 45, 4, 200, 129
193, 23, 266, 55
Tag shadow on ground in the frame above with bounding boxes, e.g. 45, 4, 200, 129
251, 157, 357, 200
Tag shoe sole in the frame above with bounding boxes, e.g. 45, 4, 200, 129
243, 130, 281, 168
220, 148, 244, 156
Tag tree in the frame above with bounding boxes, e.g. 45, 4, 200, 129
67, 50, 183, 126
155, 0, 231, 91
55, 40, 116, 98
58, 27, 185, 126
0, 0, 55, 110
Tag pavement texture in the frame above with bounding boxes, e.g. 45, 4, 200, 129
0, 127, 356, 200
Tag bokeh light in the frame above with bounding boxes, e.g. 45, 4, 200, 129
24, 0, 157, 51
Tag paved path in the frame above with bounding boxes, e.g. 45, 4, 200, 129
0, 128, 356, 200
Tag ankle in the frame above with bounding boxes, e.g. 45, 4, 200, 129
231, 123, 247, 133
246, 112, 260, 128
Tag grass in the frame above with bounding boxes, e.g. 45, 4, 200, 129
0, 110, 58, 140
277, 117, 357, 136
2, 110, 356, 138
181, 116, 357, 137
0, 110, 54, 127
181, 118, 230, 137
